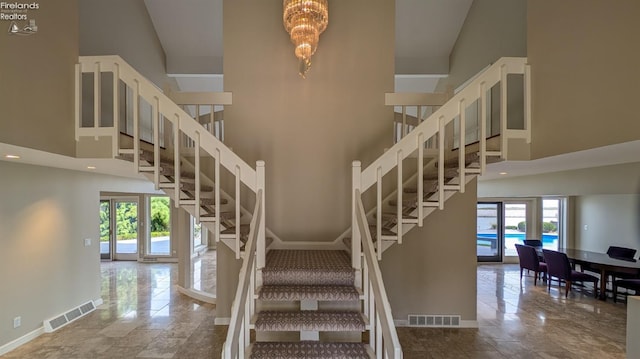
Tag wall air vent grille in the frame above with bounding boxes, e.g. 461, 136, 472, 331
79, 301, 95, 314
65, 308, 82, 321
408, 314, 461, 327
44, 301, 97, 332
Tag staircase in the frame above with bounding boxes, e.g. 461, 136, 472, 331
77, 55, 531, 359
75, 55, 267, 265
251, 249, 370, 358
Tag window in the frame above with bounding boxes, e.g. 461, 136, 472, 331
148, 196, 171, 256
542, 198, 562, 250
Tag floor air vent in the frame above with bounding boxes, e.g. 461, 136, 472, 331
408, 314, 461, 327
44, 300, 97, 332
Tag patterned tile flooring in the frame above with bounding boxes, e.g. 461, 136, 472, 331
1, 263, 630, 358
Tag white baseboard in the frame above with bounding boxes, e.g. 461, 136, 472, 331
0, 327, 44, 356
215, 317, 231, 325
94, 298, 104, 307
459, 320, 479, 328
176, 285, 216, 304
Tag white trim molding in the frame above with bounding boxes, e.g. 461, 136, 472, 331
0, 327, 44, 356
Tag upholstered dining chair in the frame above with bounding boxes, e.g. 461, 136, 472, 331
515, 244, 547, 286
607, 246, 637, 259
613, 278, 640, 303
523, 239, 543, 247
543, 249, 599, 298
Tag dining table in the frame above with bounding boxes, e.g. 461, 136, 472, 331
545, 248, 640, 300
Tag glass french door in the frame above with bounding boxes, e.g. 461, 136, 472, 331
477, 202, 502, 262
100, 200, 111, 260
114, 198, 139, 261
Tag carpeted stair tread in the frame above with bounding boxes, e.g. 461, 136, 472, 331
424, 168, 459, 180
259, 285, 360, 301
221, 224, 250, 235
403, 179, 439, 194
437, 151, 479, 168
250, 342, 371, 359
263, 250, 354, 286
255, 311, 365, 332
198, 197, 229, 205
368, 224, 396, 236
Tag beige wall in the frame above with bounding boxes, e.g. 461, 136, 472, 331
79, 0, 177, 90
223, 0, 394, 243
575, 194, 640, 253
437, 0, 527, 92
528, 0, 640, 158
0, 161, 156, 348
381, 179, 478, 322
0, 0, 79, 156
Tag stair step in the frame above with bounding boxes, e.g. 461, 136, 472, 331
438, 151, 479, 168
220, 224, 250, 236
259, 285, 360, 301
263, 250, 354, 286
373, 212, 418, 224
403, 179, 439, 194
159, 181, 214, 192
199, 210, 237, 223
424, 168, 458, 180
249, 342, 372, 359
255, 311, 365, 332
370, 225, 396, 237
180, 197, 229, 206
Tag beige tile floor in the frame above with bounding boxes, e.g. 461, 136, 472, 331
1, 262, 630, 358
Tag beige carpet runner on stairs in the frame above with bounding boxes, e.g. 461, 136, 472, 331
252, 249, 371, 359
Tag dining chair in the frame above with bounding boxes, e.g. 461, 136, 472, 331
515, 244, 547, 286
607, 246, 637, 259
613, 278, 640, 303
543, 249, 599, 298
523, 239, 543, 247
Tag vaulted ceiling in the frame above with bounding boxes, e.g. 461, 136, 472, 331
143, 0, 474, 92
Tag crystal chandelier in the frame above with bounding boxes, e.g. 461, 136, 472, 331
283, 0, 329, 78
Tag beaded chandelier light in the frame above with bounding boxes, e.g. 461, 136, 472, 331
283, 0, 329, 78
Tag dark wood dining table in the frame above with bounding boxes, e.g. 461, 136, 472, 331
545, 248, 640, 300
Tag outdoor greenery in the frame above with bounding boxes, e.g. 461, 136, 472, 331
517, 221, 526, 232
99, 197, 171, 242
542, 221, 557, 233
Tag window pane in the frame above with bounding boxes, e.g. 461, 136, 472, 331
193, 217, 202, 248
504, 203, 527, 257
542, 199, 560, 250
149, 196, 170, 255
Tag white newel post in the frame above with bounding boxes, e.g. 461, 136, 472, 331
352, 161, 362, 289
256, 160, 266, 287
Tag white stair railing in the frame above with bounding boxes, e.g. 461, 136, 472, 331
354, 189, 402, 359
222, 189, 263, 359
351, 57, 530, 264
76, 55, 266, 267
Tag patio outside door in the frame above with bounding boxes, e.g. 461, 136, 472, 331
114, 198, 139, 261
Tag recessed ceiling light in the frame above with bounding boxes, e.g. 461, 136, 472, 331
5, 154, 20, 159
87, 166, 96, 170
499, 172, 508, 175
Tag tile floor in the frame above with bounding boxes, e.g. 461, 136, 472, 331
1, 261, 631, 358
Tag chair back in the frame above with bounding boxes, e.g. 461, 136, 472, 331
543, 249, 572, 280
515, 244, 540, 271
606, 246, 637, 259
523, 239, 543, 247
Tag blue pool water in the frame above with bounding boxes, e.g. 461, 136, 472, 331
477, 232, 557, 244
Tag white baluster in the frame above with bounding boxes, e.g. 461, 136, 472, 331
459, 98, 466, 193
235, 165, 241, 259
438, 116, 445, 210
417, 132, 424, 227
376, 167, 382, 260
396, 150, 402, 244
352, 161, 362, 284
